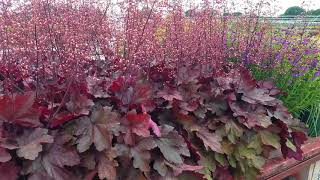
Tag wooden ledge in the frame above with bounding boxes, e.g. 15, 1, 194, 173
259, 137, 320, 180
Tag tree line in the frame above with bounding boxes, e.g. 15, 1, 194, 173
282, 6, 320, 16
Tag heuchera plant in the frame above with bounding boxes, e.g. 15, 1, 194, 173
0, 65, 307, 180
0, 0, 310, 179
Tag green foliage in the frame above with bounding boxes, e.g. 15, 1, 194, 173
304, 104, 320, 136
282, 6, 306, 16
282, 6, 320, 16
307, 9, 320, 16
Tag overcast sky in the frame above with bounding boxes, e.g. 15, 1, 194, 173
182, 0, 320, 16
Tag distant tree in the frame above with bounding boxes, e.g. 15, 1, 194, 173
307, 9, 320, 16
223, 12, 242, 17
223, 12, 230, 16
185, 9, 191, 17
283, 6, 306, 16
232, 12, 242, 16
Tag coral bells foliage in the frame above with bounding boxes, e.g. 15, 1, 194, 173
0, 0, 310, 179
0, 66, 307, 180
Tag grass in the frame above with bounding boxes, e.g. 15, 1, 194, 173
251, 63, 320, 137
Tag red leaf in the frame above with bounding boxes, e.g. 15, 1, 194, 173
84, 170, 97, 180
215, 166, 233, 180
110, 76, 153, 109
0, 92, 41, 127
124, 110, 160, 145
0, 147, 11, 162
131, 84, 152, 105
182, 133, 201, 161
86, 76, 111, 98
196, 129, 223, 154
179, 100, 199, 113
49, 112, 77, 128
292, 131, 307, 147
28, 172, 55, 180
66, 93, 94, 115
177, 65, 200, 85
25, 135, 80, 180
157, 88, 183, 101
97, 152, 118, 180
149, 63, 172, 82
16, 128, 54, 160
126, 112, 150, 124
109, 76, 125, 92
283, 131, 307, 161
74, 106, 120, 152
236, 69, 256, 91
166, 162, 203, 176
155, 125, 190, 164
0, 161, 20, 180
116, 138, 156, 173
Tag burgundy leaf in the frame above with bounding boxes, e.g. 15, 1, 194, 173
86, 76, 111, 98
269, 106, 293, 125
109, 76, 151, 107
0, 92, 41, 127
131, 83, 153, 106
204, 100, 228, 116
41, 160, 78, 180
80, 152, 96, 170
123, 110, 160, 145
292, 131, 307, 147
215, 166, 233, 180
24, 135, 80, 180
242, 88, 279, 106
119, 167, 148, 180
116, 137, 157, 172
155, 125, 190, 164
230, 102, 272, 128
0, 147, 11, 162
195, 129, 223, 153
283, 131, 307, 161
66, 93, 94, 115
153, 158, 168, 176
0, 161, 20, 180
157, 88, 183, 101
49, 112, 78, 128
236, 69, 256, 92
16, 128, 54, 160
131, 138, 157, 172
29, 172, 55, 180
258, 80, 282, 96
84, 170, 97, 180
166, 162, 203, 176
177, 66, 200, 85
179, 100, 199, 113
149, 63, 172, 82
45, 135, 80, 167
126, 111, 150, 124
109, 76, 127, 93
215, 77, 234, 91
97, 150, 118, 180
75, 106, 120, 152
